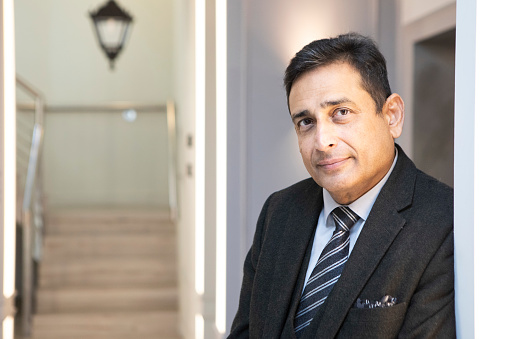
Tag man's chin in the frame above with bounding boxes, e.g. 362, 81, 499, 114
314, 176, 352, 195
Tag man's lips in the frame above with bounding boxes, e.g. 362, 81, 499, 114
316, 157, 350, 169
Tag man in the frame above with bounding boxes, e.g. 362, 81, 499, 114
229, 33, 455, 338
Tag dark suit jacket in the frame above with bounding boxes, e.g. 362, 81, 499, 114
229, 145, 455, 338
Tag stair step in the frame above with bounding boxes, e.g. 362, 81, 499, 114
26, 208, 179, 339
38, 258, 177, 288
31, 311, 179, 339
45, 208, 174, 234
36, 287, 178, 313
46, 220, 174, 236
46, 207, 173, 223
43, 234, 176, 259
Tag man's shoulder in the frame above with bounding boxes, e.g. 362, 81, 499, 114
277, 177, 319, 193
264, 177, 321, 209
388, 146, 453, 225
409, 169, 454, 226
271, 177, 320, 198
393, 145, 453, 209
414, 169, 453, 205
256, 178, 323, 232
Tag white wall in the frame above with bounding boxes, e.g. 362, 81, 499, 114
225, 0, 380, 333
15, 0, 180, 207
455, 1, 509, 337
1, 0, 17, 337
42, 111, 170, 207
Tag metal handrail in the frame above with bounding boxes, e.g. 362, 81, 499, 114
16, 76, 45, 337
17, 102, 167, 113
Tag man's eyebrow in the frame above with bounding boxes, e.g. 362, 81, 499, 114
291, 110, 309, 122
290, 98, 353, 122
320, 98, 351, 108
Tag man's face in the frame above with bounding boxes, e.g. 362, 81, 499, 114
289, 62, 402, 204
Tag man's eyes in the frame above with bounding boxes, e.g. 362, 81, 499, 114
297, 118, 313, 127
296, 108, 351, 129
334, 108, 350, 116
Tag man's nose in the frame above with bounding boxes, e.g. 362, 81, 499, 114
315, 121, 337, 151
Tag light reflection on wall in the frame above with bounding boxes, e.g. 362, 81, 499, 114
268, 0, 378, 63
194, 0, 205, 299
215, 0, 227, 335
2, 0, 16, 338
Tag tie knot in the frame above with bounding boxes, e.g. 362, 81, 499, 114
331, 206, 359, 232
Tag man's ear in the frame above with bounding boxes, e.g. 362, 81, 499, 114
383, 93, 405, 139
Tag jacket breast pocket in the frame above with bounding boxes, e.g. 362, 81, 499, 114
337, 302, 407, 339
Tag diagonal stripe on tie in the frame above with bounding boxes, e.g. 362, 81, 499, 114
296, 296, 328, 318
314, 235, 349, 266
305, 255, 349, 287
294, 206, 359, 337
300, 276, 340, 302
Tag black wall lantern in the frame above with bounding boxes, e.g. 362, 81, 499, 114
90, 0, 133, 69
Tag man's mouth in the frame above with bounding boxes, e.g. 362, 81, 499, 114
316, 157, 350, 170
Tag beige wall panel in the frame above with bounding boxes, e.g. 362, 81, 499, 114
43, 111, 169, 207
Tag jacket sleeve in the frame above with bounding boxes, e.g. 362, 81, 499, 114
398, 229, 456, 338
228, 194, 272, 338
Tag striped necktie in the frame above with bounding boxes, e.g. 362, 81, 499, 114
294, 206, 359, 337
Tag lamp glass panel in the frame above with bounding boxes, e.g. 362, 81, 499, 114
96, 18, 127, 48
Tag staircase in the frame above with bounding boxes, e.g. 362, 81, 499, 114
28, 208, 179, 339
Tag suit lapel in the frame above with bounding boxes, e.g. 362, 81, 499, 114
262, 180, 323, 337
309, 145, 417, 338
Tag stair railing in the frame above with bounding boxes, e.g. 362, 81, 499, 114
16, 76, 45, 337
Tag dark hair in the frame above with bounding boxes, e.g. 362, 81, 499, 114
284, 32, 392, 113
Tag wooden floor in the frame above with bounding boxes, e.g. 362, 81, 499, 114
18, 208, 180, 339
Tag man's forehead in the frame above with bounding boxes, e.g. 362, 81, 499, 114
288, 63, 365, 113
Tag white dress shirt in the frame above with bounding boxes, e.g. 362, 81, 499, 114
303, 148, 399, 288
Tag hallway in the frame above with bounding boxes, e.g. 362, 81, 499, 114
20, 208, 179, 339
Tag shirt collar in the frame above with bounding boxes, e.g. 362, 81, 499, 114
323, 147, 399, 224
